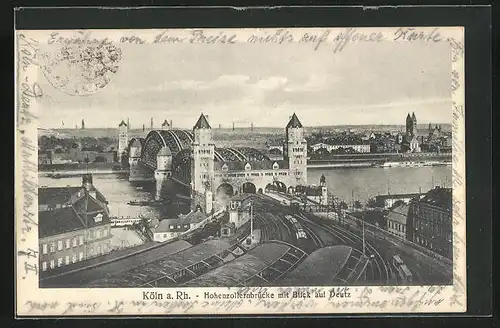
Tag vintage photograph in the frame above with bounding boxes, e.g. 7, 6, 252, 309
16, 26, 466, 315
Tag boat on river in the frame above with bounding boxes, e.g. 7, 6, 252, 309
382, 161, 426, 168
127, 200, 162, 206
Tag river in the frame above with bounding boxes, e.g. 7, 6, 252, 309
39, 166, 452, 218
308, 165, 452, 204
39, 173, 162, 219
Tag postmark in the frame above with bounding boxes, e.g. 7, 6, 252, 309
39, 32, 122, 96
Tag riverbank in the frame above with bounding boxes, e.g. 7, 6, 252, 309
39, 169, 128, 177
39, 162, 124, 172
308, 161, 451, 169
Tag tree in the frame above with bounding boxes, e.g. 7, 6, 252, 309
366, 197, 377, 208
339, 201, 348, 211
354, 200, 363, 210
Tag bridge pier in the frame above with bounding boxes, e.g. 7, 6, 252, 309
154, 147, 173, 201
129, 158, 155, 183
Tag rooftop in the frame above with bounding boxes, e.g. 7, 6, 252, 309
158, 146, 172, 156
39, 190, 110, 239
39, 187, 83, 207
153, 218, 186, 233
193, 113, 211, 129
183, 242, 291, 287
91, 239, 231, 287
286, 113, 303, 129
180, 210, 207, 225
414, 186, 452, 211
279, 246, 352, 286
386, 203, 409, 225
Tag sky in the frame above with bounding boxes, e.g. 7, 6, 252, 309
37, 38, 453, 129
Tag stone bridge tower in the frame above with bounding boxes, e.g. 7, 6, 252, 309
118, 120, 128, 164
284, 113, 308, 186
191, 113, 215, 213
155, 147, 172, 201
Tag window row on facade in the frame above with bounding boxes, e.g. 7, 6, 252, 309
41, 242, 110, 271
388, 220, 406, 233
41, 229, 109, 254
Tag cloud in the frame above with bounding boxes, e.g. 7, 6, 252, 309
284, 74, 339, 92
157, 75, 287, 92
253, 76, 288, 90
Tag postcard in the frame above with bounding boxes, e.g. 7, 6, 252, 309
15, 26, 465, 316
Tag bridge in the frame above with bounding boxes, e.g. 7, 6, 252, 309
122, 113, 309, 211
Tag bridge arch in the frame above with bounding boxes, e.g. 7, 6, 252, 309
141, 130, 193, 170
128, 137, 144, 158
274, 181, 287, 193
242, 182, 257, 194
172, 148, 193, 185
266, 181, 287, 193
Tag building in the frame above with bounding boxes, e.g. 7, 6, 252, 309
50, 149, 116, 164
228, 194, 252, 230
152, 209, 207, 242
311, 142, 371, 154
38, 151, 52, 165
220, 222, 236, 238
402, 112, 421, 153
406, 187, 453, 259
118, 120, 129, 164
374, 192, 423, 209
386, 203, 409, 239
38, 175, 112, 272
152, 219, 190, 242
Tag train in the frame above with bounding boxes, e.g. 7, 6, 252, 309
285, 215, 308, 240
392, 254, 413, 283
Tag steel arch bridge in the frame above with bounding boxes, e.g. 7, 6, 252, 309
134, 129, 272, 187
171, 146, 271, 185
140, 130, 195, 169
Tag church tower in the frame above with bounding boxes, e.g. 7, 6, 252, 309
284, 113, 307, 186
405, 113, 412, 137
191, 113, 215, 212
411, 112, 417, 137
118, 120, 128, 164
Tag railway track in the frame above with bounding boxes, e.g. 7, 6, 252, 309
301, 224, 325, 248
298, 213, 390, 285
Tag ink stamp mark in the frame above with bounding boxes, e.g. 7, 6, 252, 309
40, 39, 122, 96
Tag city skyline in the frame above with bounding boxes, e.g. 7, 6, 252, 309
43, 119, 452, 131
37, 40, 453, 129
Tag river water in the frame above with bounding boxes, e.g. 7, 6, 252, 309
39, 166, 452, 219
39, 173, 162, 220
309, 166, 452, 204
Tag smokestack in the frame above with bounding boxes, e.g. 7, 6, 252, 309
170, 120, 173, 128
232, 122, 235, 131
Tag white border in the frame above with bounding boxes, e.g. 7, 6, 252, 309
15, 27, 466, 316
